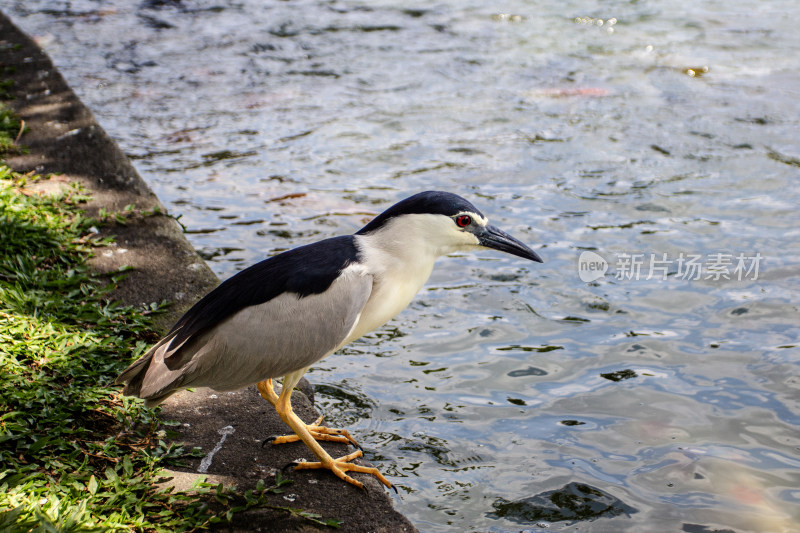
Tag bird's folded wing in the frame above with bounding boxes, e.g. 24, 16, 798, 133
122, 266, 374, 399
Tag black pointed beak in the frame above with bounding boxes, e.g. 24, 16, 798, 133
478, 225, 543, 263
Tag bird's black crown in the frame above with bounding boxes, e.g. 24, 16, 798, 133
356, 191, 484, 235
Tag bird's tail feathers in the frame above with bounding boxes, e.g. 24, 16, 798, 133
115, 331, 186, 402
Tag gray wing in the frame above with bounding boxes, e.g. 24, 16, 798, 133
124, 267, 373, 405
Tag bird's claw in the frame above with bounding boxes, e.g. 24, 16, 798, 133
267, 415, 363, 449
261, 435, 281, 447
291, 450, 395, 491
258, 388, 392, 491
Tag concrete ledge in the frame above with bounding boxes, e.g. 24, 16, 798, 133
0, 14, 217, 331
1, 12, 417, 532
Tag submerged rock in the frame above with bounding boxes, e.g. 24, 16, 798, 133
490, 482, 637, 524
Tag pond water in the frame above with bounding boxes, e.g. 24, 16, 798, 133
9, 1, 800, 531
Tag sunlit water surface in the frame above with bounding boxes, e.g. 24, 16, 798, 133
9, 1, 800, 531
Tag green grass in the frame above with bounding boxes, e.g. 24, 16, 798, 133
0, 103, 24, 155
0, 166, 341, 531
0, 166, 205, 531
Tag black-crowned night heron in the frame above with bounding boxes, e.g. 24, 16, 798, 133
116, 191, 542, 490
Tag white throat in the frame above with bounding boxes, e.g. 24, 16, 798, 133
344, 214, 480, 344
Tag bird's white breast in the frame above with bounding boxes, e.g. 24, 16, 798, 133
343, 226, 442, 344
345, 259, 433, 344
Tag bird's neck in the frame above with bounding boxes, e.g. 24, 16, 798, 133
354, 226, 439, 293
346, 223, 445, 343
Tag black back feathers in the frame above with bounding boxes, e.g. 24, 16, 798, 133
167, 235, 360, 347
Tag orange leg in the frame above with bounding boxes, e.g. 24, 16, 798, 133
257, 372, 392, 491
256, 378, 280, 405
257, 378, 361, 447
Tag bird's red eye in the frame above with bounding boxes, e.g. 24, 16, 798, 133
456, 215, 472, 228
